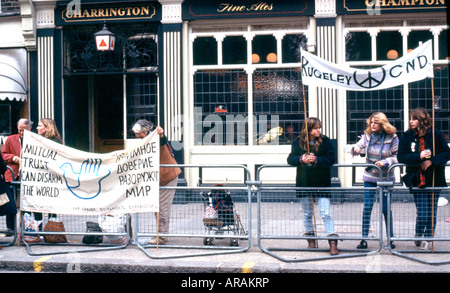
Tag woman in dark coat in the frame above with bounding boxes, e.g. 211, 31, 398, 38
0, 155, 17, 235
398, 107, 450, 250
287, 117, 338, 255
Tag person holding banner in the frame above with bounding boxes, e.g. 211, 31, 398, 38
287, 117, 339, 255
34, 118, 62, 224
398, 107, 450, 250
1, 118, 33, 234
36, 118, 62, 144
132, 119, 181, 245
351, 112, 398, 249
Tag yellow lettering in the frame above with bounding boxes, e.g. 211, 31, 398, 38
141, 6, 149, 15
217, 3, 246, 12
91, 9, 98, 17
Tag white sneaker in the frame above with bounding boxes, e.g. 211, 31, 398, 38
420, 241, 431, 250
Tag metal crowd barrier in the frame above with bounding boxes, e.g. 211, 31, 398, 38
134, 164, 252, 259
255, 164, 387, 263
0, 167, 18, 247
386, 163, 450, 265
20, 212, 131, 256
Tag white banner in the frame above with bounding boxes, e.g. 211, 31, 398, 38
301, 40, 434, 91
20, 130, 160, 215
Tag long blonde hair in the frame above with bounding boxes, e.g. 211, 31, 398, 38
365, 112, 396, 135
39, 118, 62, 142
299, 117, 322, 152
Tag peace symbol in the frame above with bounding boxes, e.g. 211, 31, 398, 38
353, 68, 386, 89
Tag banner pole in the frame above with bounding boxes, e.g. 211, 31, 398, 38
431, 76, 435, 253
156, 212, 160, 250
300, 55, 316, 247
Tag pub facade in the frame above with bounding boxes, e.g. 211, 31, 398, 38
4, 0, 448, 187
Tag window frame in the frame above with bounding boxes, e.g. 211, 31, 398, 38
190, 24, 309, 148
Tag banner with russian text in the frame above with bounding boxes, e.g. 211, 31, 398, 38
301, 40, 433, 91
20, 130, 159, 215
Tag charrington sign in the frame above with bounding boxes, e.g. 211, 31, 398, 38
56, 3, 160, 25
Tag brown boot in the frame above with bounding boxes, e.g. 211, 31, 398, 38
328, 234, 339, 255
304, 231, 317, 248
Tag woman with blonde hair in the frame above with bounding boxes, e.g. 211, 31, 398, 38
35, 118, 62, 223
37, 118, 62, 143
352, 112, 399, 249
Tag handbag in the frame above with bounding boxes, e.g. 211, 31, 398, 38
82, 221, 103, 244
43, 217, 68, 243
23, 213, 41, 243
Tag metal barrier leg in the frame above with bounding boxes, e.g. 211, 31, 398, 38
20, 213, 131, 256
256, 164, 384, 263
386, 185, 450, 265
134, 165, 253, 259
134, 185, 252, 259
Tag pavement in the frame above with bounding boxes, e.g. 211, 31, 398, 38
1, 191, 450, 277
1, 230, 450, 274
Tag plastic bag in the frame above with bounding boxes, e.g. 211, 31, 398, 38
203, 197, 222, 227
98, 214, 128, 245
23, 213, 41, 243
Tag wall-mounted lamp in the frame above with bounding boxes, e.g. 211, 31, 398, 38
267, 52, 277, 63
387, 49, 398, 60
252, 53, 260, 63
94, 22, 115, 51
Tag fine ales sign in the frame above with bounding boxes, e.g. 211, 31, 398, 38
184, 0, 312, 19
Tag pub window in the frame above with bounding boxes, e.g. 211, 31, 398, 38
409, 66, 450, 141
347, 85, 404, 144
408, 30, 433, 53
193, 37, 218, 65
438, 29, 448, 60
253, 68, 304, 145
376, 31, 402, 61
345, 31, 371, 62
193, 70, 248, 145
126, 73, 158, 139
252, 35, 277, 64
192, 27, 307, 146
282, 34, 306, 63
223, 36, 247, 64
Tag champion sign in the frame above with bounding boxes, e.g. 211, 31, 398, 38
301, 40, 433, 91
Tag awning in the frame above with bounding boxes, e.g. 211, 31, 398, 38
0, 49, 27, 101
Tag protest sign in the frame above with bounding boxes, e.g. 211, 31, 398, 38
301, 40, 433, 91
20, 130, 159, 215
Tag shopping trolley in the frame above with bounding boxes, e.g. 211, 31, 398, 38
201, 184, 246, 246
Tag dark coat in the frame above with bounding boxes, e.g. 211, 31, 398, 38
398, 129, 450, 187
0, 156, 17, 216
287, 136, 336, 194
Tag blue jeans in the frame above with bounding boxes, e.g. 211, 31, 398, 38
413, 190, 439, 238
300, 196, 335, 235
362, 182, 393, 238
